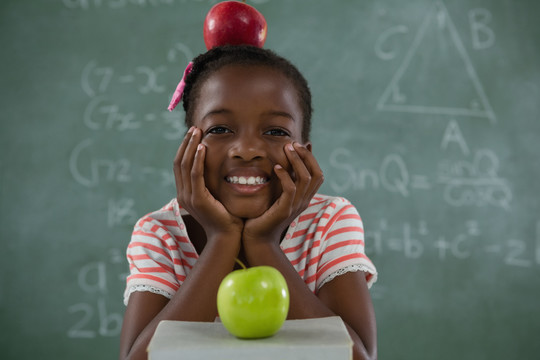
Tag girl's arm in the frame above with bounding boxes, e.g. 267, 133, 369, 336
119, 234, 240, 360
318, 271, 377, 360
244, 243, 377, 360
120, 127, 244, 360
242, 142, 377, 360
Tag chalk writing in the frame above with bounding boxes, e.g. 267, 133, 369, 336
365, 219, 540, 268
84, 96, 138, 131
70, 138, 175, 187
69, 139, 176, 187
483, 222, 540, 268
167, 42, 195, 65
537, 221, 540, 265
68, 299, 122, 338
82, 96, 184, 137
63, 0, 269, 10
329, 121, 511, 210
68, 250, 127, 338
78, 262, 107, 294
433, 235, 471, 260
469, 8, 495, 50
63, 0, 175, 10
441, 119, 470, 156
81, 61, 167, 97
108, 198, 138, 228
69, 139, 131, 187
376, 0, 496, 122
329, 148, 426, 197
437, 149, 512, 210
81, 61, 113, 97
374, 25, 409, 61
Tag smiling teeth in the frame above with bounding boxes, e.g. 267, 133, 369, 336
227, 176, 267, 185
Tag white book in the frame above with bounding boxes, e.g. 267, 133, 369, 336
148, 316, 353, 360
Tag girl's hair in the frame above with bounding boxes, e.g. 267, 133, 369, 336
182, 45, 312, 142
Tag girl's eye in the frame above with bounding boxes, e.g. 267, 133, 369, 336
207, 126, 231, 135
265, 128, 290, 137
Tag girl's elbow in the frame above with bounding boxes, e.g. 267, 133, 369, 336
352, 343, 377, 360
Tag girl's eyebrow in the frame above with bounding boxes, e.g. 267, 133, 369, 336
262, 110, 296, 121
202, 108, 231, 120
203, 109, 296, 122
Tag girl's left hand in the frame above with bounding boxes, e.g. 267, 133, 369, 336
243, 142, 324, 246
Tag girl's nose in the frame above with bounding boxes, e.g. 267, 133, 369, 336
228, 135, 267, 161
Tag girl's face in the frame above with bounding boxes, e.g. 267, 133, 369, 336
191, 64, 307, 219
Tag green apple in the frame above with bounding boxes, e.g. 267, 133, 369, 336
217, 264, 289, 339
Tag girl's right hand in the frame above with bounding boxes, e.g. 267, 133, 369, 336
173, 127, 244, 241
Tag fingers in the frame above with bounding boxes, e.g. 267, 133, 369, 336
248, 143, 323, 240
173, 127, 194, 198
173, 126, 203, 201
191, 143, 206, 196
284, 142, 324, 206
273, 163, 296, 208
182, 128, 203, 195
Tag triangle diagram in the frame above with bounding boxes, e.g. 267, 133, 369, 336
377, 0, 496, 122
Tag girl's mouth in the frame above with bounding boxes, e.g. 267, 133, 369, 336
225, 176, 269, 185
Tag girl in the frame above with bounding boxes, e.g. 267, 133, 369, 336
120, 45, 378, 360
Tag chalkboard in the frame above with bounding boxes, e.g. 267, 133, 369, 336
1, 0, 539, 359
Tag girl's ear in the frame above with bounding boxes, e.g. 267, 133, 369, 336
305, 142, 312, 152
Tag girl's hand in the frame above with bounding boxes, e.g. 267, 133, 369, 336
173, 127, 244, 240
243, 142, 324, 246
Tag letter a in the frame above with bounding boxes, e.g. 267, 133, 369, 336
441, 119, 470, 155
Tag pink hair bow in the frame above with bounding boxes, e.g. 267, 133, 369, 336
168, 62, 194, 111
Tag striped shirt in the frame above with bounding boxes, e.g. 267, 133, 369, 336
124, 194, 377, 305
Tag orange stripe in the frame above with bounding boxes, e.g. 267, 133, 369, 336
327, 226, 364, 238
183, 251, 198, 259
289, 249, 308, 266
180, 258, 193, 270
305, 273, 317, 285
298, 212, 330, 223
291, 227, 309, 239
174, 234, 191, 244
325, 239, 364, 252
160, 201, 175, 211
132, 230, 179, 252
321, 204, 354, 237
128, 254, 175, 274
282, 238, 307, 253
296, 240, 364, 273
286, 224, 362, 263
136, 266, 171, 273
289, 240, 321, 264
129, 241, 173, 263
309, 199, 328, 207
317, 253, 370, 279
127, 273, 179, 291
137, 217, 176, 237
160, 219, 180, 227
340, 213, 362, 221
130, 252, 194, 269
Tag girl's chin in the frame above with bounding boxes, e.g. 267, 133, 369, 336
223, 199, 274, 220
227, 205, 267, 219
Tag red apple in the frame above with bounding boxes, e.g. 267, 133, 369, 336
203, 1, 267, 50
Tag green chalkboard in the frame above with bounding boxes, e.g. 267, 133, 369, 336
1, 0, 539, 359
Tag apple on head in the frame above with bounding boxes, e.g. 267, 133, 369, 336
217, 263, 289, 339
203, 0, 268, 50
